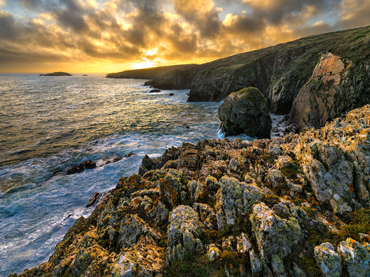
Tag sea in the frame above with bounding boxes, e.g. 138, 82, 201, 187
0, 73, 254, 276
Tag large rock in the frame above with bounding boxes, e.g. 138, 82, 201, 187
314, 242, 342, 277
337, 238, 370, 277
290, 52, 370, 132
295, 141, 355, 214
218, 87, 271, 138
214, 176, 261, 231
250, 202, 303, 268
167, 205, 203, 264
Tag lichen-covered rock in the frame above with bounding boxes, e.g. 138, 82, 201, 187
207, 244, 221, 262
250, 202, 303, 265
314, 242, 342, 277
249, 249, 263, 277
119, 214, 160, 249
215, 176, 261, 231
218, 87, 271, 138
167, 205, 203, 264
113, 235, 166, 276
193, 203, 217, 230
296, 141, 355, 213
271, 254, 287, 277
147, 199, 169, 226
337, 238, 370, 277
159, 169, 183, 208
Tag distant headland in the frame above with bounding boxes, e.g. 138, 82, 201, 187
39, 72, 72, 76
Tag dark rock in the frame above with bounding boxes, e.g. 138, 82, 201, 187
124, 152, 136, 158
66, 160, 96, 175
82, 74, 88, 76
150, 89, 161, 93
185, 126, 190, 129
39, 74, 43, 76
86, 192, 103, 207
218, 87, 271, 138
169, 93, 174, 96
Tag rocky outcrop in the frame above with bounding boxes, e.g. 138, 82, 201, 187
218, 87, 271, 138
12, 104, 370, 277
290, 52, 370, 132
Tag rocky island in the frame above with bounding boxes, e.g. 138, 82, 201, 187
40, 72, 72, 77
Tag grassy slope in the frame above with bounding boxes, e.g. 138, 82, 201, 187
105, 64, 197, 79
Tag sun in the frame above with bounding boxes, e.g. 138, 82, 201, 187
132, 60, 156, 69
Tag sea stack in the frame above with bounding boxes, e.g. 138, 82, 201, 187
218, 87, 271, 138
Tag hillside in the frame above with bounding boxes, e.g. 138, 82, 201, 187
106, 64, 197, 80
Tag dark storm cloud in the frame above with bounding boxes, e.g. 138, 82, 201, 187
0, 11, 16, 39
53, 0, 88, 32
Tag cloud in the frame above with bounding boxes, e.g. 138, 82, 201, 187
0, 0, 370, 73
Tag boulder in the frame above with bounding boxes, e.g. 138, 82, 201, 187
295, 141, 355, 214
214, 176, 261, 231
250, 202, 303, 266
314, 242, 342, 277
167, 205, 203, 264
218, 87, 271, 138
337, 238, 370, 277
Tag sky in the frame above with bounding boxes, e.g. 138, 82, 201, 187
0, 0, 369, 73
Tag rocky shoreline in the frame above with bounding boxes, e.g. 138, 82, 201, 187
11, 104, 370, 277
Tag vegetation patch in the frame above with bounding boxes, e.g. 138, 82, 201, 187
281, 164, 299, 179
163, 253, 224, 277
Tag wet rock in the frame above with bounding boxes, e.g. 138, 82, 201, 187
66, 160, 96, 175
218, 87, 272, 138
86, 192, 106, 207
150, 89, 161, 93
167, 205, 203, 264
124, 152, 136, 158
314, 242, 342, 277
337, 238, 370, 277
169, 93, 174, 96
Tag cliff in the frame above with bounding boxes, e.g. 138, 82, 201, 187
12, 104, 370, 277
105, 65, 197, 80
145, 26, 370, 126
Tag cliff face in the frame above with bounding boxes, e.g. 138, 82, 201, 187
290, 52, 370, 132
13, 105, 370, 277
186, 26, 370, 117
143, 65, 201, 90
